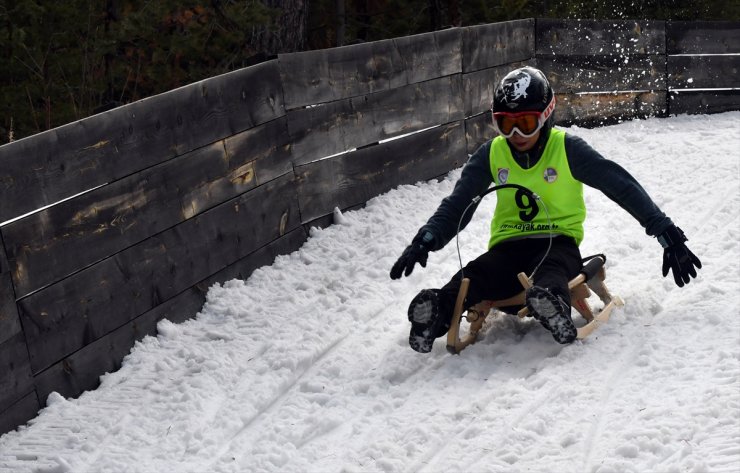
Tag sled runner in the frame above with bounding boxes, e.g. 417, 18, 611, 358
446, 255, 624, 354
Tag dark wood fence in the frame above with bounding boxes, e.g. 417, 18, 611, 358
1, 18, 738, 434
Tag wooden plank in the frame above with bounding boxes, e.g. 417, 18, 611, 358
668, 55, 740, 90
536, 19, 666, 56
278, 28, 462, 109
0, 60, 285, 224
33, 228, 306, 403
0, 391, 39, 436
0, 331, 34, 409
4, 117, 292, 299
206, 227, 307, 284
18, 173, 301, 374
287, 75, 464, 165
224, 116, 294, 186
0, 234, 27, 426
392, 28, 462, 86
462, 19, 534, 73
0, 232, 9, 274
296, 121, 466, 223
554, 91, 668, 128
464, 112, 495, 154
463, 60, 532, 117
539, 55, 667, 93
5, 142, 235, 299
0, 272, 20, 346
667, 21, 740, 54
668, 90, 740, 115
0, 230, 20, 346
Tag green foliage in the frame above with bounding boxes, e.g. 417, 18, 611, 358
0, 0, 277, 142
1, 0, 97, 140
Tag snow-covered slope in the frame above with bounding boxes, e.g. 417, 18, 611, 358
1, 113, 739, 473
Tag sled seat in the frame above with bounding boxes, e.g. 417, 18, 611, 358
446, 255, 624, 354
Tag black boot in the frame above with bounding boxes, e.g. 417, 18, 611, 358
525, 286, 577, 344
407, 289, 449, 353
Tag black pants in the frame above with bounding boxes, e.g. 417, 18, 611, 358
433, 236, 582, 336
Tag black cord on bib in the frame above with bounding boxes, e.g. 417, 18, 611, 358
455, 184, 554, 285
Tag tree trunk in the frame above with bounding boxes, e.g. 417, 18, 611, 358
251, 0, 309, 54
357, 0, 369, 42
336, 0, 346, 46
429, 0, 441, 31
448, 0, 461, 26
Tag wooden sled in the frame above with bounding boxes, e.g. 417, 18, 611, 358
446, 255, 625, 354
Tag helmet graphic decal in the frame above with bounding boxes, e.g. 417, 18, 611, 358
492, 66, 555, 116
502, 71, 531, 108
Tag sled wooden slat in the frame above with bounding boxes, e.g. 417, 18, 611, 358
448, 256, 623, 354
517, 270, 588, 318
447, 278, 471, 354
577, 296, 625, 339
571, 284, 595, 323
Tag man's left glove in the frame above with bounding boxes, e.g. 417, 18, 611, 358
658, 225, 702, 287
390, 231, 435, 280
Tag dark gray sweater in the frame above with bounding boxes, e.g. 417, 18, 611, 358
419, 128, 672, 251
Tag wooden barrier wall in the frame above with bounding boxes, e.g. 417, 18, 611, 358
1, 19, 738, 435
666, 21, 740, 114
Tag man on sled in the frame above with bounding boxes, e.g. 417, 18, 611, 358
390, 66, 701, 353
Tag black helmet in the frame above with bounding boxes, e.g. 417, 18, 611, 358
492, 66, 555, 114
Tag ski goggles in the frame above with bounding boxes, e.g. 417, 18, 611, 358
492, 95, 556, 138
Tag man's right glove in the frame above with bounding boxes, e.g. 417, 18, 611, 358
390, 230, 435, 280
658, 225, 702, 287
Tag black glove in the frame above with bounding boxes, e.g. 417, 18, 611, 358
658, 225, 702, 287
390, 231, 435, 280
